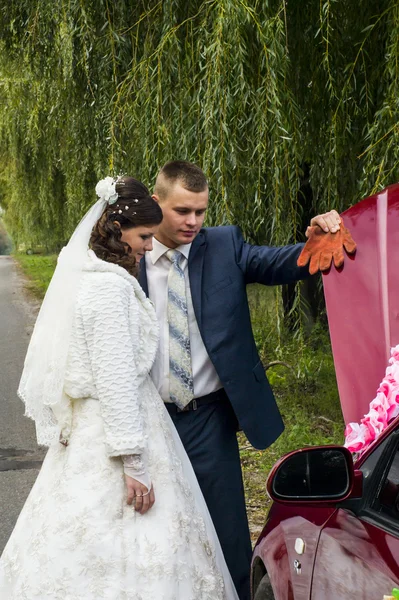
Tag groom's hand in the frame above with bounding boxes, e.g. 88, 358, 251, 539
298, 216, 357, 275
306, 210, 341, 237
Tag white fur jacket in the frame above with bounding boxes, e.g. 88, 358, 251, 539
64, 250, 159, 457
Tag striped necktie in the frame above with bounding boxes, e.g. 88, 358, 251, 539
166, 249, 194, 408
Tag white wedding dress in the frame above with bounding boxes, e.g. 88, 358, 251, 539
0, 251, 239, 600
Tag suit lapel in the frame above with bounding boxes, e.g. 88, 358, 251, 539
188, 231, 206, 328
138, 257, 149, 297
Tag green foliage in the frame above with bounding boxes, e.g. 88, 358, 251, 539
0, 219, 12, 254
248, 283, 342, 422
14, 253, 58, 298
1, 1, 399, 251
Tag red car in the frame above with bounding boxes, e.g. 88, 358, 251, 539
251, 184, 399, 599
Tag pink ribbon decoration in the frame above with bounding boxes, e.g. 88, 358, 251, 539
345, 344, 399, 454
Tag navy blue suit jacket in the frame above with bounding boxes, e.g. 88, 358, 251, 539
139, 226, 309, 450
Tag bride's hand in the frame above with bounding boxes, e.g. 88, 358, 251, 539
124, 475, 155, 514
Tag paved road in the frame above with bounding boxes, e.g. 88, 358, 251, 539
0, 256, 45, 554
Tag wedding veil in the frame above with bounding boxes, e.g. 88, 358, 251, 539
18, 181, 115, 446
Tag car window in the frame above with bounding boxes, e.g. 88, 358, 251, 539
358, 430, 399, 534
360, 434, 391, 481
373, 443, 399, 519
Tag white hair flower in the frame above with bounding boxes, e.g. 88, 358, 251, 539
95, 176, 119, 205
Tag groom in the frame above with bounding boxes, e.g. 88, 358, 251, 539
139, 160, 341, 600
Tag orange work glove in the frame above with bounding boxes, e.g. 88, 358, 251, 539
297, 218, 357, 275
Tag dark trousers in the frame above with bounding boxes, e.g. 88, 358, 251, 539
166, 393, 252, 600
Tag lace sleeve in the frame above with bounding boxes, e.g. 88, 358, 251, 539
79, 272, 146, 457
122, 455, 151, 491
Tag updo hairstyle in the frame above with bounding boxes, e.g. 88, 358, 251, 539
90, 176, 162, 276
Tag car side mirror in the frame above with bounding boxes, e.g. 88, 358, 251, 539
268, 446, 354, 502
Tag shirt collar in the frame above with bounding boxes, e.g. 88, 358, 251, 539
149, 237, 192, 265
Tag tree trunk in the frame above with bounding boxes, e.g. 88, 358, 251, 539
282, 163, 326, 331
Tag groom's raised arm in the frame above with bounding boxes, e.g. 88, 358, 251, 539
233, 210, 342, 286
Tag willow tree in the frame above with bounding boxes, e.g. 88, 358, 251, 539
0, 219, 11, 254
0, 1, 398, 309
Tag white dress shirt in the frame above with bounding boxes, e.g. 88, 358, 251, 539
146, 237, 222, 402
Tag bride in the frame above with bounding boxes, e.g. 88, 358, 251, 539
0, 176, 239, 600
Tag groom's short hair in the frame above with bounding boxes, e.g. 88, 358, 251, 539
154, 161, 208, 200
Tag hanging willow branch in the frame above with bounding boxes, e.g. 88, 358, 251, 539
0, 0, 398, 254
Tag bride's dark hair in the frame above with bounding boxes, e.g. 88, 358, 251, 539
90, 176, 162, 276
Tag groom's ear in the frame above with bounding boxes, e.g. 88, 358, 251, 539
152, 194, 160, 204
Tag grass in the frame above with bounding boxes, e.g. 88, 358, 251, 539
242, 284, 344, 540
13, 255, 344, 541
13, 253, 57, 299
